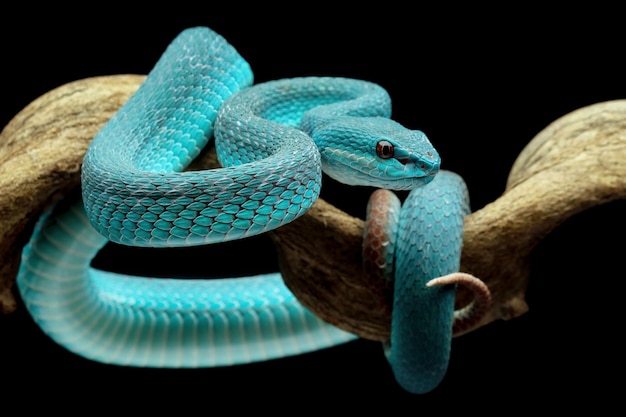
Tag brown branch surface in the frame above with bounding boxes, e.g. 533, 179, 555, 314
265, 101, 626, 339
0, 75, 145, 312
460, 101, 626, 331
2, 76, 625, 343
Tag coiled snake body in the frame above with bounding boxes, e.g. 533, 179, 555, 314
17, 27, 488, 394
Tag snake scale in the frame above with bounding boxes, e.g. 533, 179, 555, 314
16, 26, 489, 394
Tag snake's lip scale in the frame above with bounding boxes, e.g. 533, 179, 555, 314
402, 156, 440, 180
394, 146, 441, 176
396, 156, 412, 165
397, 156, 438, 173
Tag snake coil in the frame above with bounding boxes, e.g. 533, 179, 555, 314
17, 26, 489, 394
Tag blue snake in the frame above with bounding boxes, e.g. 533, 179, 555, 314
16, 27, 489, 394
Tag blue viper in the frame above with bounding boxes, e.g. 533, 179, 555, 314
16, 26, 489, 394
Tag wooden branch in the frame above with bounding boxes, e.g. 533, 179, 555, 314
0, 75, 146, 313
460, 101, 626, 331
2, 75, 625, 344
276, 100, 626, 340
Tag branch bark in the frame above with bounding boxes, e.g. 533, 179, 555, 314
0, 75, 146, 312
2, 75, 625, 343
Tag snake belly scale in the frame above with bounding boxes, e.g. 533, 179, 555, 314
16, 26, 487, 393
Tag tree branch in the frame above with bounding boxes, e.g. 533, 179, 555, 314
2, 75, 624, 343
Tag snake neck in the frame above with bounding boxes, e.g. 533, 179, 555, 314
214, 76, 391, 164
216, 76, 439, 191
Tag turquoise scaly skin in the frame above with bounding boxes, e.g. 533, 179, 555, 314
387, 171, 470, 393
15, 26, 473, 393
362, 171, 471, 394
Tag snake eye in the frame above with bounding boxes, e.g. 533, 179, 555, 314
376, 140, 394, 159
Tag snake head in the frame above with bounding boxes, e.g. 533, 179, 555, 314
314, 116, 440, 190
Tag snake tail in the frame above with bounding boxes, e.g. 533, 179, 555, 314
427, 272, 492, 335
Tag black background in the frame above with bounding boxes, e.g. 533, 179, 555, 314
2, 5, 625, 410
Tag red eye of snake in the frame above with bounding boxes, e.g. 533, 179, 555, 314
376, 140, 394, 159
